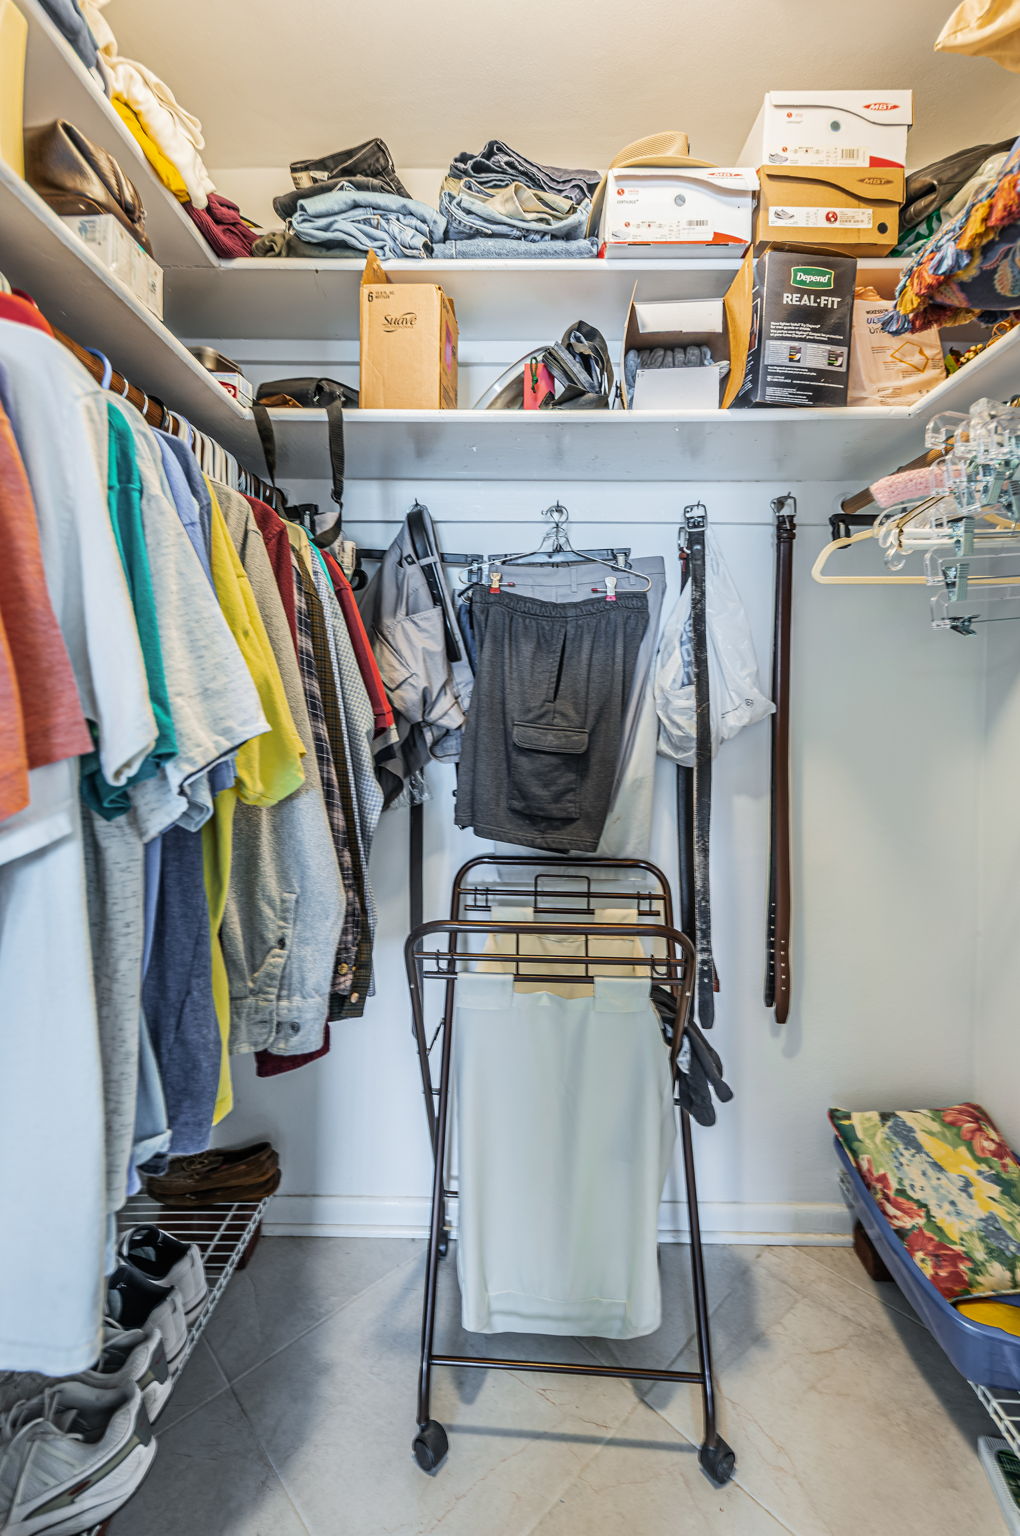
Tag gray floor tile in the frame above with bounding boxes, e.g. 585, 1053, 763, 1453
792, 1241, 923, 1323
204, 1235, 422, 1382
232, 1252, 639, 1536
528, 1399, 793, 1536
645, 1246, 1001, 1536
158, 1337, 229, 1432
108, 1388, 308, 1536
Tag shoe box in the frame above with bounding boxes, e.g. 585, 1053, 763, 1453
598, 167, 759, 257
738, 90, 913, 171
755, 164, 904, 256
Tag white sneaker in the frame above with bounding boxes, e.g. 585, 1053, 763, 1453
119, 1226, 209, 1323
106, 1265, 188, 1375
0, 1381, 156, 1535
90, 1327, 172, 1422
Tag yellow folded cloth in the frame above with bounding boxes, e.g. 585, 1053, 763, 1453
957, 1298, 1020, 1336
112, 96, 189, 203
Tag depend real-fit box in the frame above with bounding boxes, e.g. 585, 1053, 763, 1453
723, 248, 857, 408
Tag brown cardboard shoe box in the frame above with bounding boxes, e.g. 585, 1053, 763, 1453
359, 252, 458, 409
755, 165, 905, 257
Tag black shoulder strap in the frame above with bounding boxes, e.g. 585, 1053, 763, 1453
252, 382, 345, 548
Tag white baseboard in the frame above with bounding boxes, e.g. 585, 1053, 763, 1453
263, 1195, 853, 1245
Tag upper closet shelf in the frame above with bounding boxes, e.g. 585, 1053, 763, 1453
270, 326, 1020, 484
20, 0, 219, 269
166, 255, 908, 341
0, 162, 252, 461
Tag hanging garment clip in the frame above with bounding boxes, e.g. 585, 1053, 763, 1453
487, 567, 503, 594
604, 575, 618, 601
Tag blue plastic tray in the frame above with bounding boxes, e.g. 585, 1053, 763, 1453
835, 1138, 1020, 1389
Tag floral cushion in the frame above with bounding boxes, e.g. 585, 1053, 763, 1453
830, 1104, 1020, 1301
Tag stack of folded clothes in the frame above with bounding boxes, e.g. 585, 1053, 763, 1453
255, 137, 602, 260
438, 139, 601, 258
75, 0, 260, 259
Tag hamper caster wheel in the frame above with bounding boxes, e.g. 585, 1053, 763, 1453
412, 1419, 449, 1472
438, 1226, 451, 1259
699, 1437, 735, 1485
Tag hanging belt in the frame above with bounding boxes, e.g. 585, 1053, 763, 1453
683, 503, 715, 1031
764, 495, 796, 1023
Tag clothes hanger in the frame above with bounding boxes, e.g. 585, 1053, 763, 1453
486, 504, 652, 595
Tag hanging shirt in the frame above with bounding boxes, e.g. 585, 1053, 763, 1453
110, 404, 268, 841
209, 482, 343, 1056
80, 404, 178, 818
0, 614, 27, 819
322, 549, 394, 738
0, 326, 156, 833
0, 404, 92, 784
0, 329, 152, 1377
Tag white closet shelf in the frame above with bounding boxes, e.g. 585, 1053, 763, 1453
0, 162, 253, 462
165, 255, 907, 340
269, 327, 1020, 482
20, 0, 219, 269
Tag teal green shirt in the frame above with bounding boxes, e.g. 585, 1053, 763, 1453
81, 406, 177, 817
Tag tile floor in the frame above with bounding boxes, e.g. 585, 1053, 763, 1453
109, 1237, 1007, 1536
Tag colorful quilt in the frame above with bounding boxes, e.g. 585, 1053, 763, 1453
830, 1104, 1020, 1302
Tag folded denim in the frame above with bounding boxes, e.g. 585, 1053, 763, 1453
274, 175, 400, 221
440, 186, 590, 242
289, 138, 409, 199
447, 140, 599, 207
290, 189, 447, 258
433, 237, 599, 259
440, 177, 579, 219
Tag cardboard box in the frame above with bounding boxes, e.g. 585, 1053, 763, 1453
61, 214, 164, 317
756, 165, 904, 256
211, 371, 254, 407
600, 167, 758, 258
723, 248, 857, 409
622, 292, 727, 409
0, 0, 27, 178
359, 251, 458, 409
739, 90, 913, 170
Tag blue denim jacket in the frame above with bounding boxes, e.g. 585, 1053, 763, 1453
290, 190, 447, 259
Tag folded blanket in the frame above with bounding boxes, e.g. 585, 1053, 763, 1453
831, 1102, 1020, 1301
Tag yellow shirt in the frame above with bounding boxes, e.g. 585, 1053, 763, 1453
112, 97, 190, 204
203, 481, 306, 1119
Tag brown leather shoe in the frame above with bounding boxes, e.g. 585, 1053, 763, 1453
146, 1142, 279, 1206
149, 1166, 283, 1209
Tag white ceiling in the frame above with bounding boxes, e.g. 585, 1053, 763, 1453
108, 0, 1020, 181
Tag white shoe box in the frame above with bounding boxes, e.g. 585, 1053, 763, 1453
738, 90, 913, 170
599, 167, 758, 258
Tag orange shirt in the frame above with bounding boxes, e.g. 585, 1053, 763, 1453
0, 404, 92, 784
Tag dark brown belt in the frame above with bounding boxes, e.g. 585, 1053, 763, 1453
765, 495, 796, 1024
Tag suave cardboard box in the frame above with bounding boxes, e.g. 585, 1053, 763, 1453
600, 167, 758, 257
739, 90, 913, 170
723, 248, 857, 408
359, 251, 458, 409
756, 165, 904, 256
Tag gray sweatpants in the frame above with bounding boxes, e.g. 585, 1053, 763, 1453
455, 587, 649, 852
